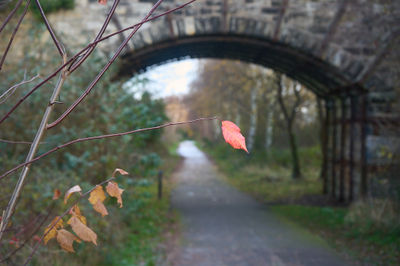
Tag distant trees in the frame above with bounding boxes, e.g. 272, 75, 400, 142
186, 59, 320, 179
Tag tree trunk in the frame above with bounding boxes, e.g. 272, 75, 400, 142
276, 74, 302, 179
265, 102, 274, 151
288, 124, 302, 179
247, 82, 259, 152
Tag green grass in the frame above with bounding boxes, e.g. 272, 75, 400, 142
271, 205, 400, 265
200, 141, 322, 202
104, 182, 176, 266
199, 141, 400, 265
29, 148, 182, 266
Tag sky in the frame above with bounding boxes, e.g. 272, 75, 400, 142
125, 59, 199, 99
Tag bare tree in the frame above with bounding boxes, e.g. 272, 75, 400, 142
276, 73, 302, 179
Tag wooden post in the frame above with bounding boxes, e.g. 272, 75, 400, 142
158, 170, 163, 200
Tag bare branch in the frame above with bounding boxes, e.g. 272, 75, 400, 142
0, 117, 217, 180
0, 0, 24, 34
47, 0, 166, 129
0, 0, 198, 126
68, 0, 121, 73
80, 0, 198, 55
0, 0, 32, 71
0, 55, 69, 242
0, 74, 40, 104
0, 139, 33, 145
0, 206, 54, 263
34, 0, 65, 56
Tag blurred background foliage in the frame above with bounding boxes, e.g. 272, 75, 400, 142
0, 12, 175, 264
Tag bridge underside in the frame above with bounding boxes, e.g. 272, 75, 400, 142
119, 34, 363, 98
118, 33, 398, 203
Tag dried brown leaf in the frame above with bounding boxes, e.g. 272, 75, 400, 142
70, 205, 87, 225
53, 189, 61, 200
106, 181, 124, 208
93, 200, 108, 216
112, 168, 129, 177
64, 185, 82, 204
43, 216, 63, 244
67, 216, 97, 245
56, 229, 81, 253
88, 185, 106, 205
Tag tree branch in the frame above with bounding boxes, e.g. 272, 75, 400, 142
0, 117, 217, 181
0, 74, 40, 104
0, 0, 32, 71
0, 55, 69, 242
34, 0, 65, 56
46, 0, 165, 129
68, 0, 121, 73
0, 0, 198, 126
0, 0, 24, 34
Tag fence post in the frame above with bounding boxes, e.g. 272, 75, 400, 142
158, 170, 163, 200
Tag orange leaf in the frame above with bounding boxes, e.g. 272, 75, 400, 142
56, 229, 81, 253
93, 200, 108, 217
67, 216, 97, 245
53, 189, 61, 200
97, 0, 107, 5
64, 185, 82, 204
88, 185, 106, 205
112, 168, 129, 177
221, 121, 248, 153
43, 216, 64, 244
106, 181, 124, 208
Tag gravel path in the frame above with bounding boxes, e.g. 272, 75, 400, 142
170, 140, 348, 266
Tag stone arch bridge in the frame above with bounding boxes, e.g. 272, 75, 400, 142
50, 0, 400, 202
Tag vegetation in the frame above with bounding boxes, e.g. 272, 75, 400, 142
30, 0, 75, 19
0, 18, 178, 263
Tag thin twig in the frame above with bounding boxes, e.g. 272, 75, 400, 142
0, 0, 24, 34
0, 0, 32, 71
33, 0, 64, 56
0, 117, 217, 180
47, 0, 166, 129
68, 0, 121, 73
0, 139, 33, 145
0, 74, 40, 104
69, 0, 198, 72
0, 206, 54, 263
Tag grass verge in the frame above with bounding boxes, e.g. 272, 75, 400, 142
199, 141, 400, 265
